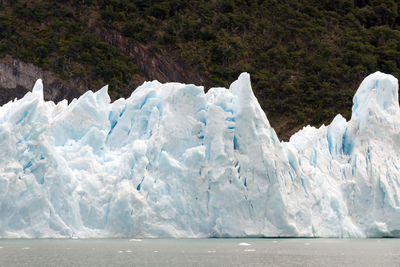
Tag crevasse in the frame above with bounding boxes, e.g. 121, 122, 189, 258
0, 71, 399, 238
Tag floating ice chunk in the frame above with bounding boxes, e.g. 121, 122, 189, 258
238, 243, 251, 246
129, 239, 143, 242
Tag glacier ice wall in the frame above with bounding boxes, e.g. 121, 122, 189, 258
0, 71, 400, 238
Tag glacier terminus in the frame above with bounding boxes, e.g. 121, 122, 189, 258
0, 71, 399, 238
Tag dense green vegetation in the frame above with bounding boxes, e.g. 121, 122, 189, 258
1, 0, 400, 138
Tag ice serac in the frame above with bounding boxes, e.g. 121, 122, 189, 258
0, 71, 400, 238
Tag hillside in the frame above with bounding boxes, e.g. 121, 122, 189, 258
0, 0, 399, 139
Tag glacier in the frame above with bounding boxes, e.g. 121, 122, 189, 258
0, 71, 400, 238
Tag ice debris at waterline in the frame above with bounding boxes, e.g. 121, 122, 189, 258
0, 72, 400, 238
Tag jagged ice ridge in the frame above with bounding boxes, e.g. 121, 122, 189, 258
0, 72, 400, 238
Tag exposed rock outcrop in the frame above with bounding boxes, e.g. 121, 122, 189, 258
0, 28, 206, 106
0, 56, 85, 105
94, 28, 206, 87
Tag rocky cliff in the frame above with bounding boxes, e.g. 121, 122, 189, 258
0, 28, 206, 106
0, 56, 84, 105
94, 28, 206, 86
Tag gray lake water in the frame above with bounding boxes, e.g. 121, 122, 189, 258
0, 238, 399, 267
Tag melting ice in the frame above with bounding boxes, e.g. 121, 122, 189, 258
0, 72, 399, 238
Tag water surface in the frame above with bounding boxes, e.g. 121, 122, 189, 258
0, 238, 399, 266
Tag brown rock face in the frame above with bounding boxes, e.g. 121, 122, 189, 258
0, 56, 84, 105
0, 29, 206, 106
94, 28, 206, 87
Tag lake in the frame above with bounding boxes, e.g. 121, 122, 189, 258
0, 238, 399, 266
